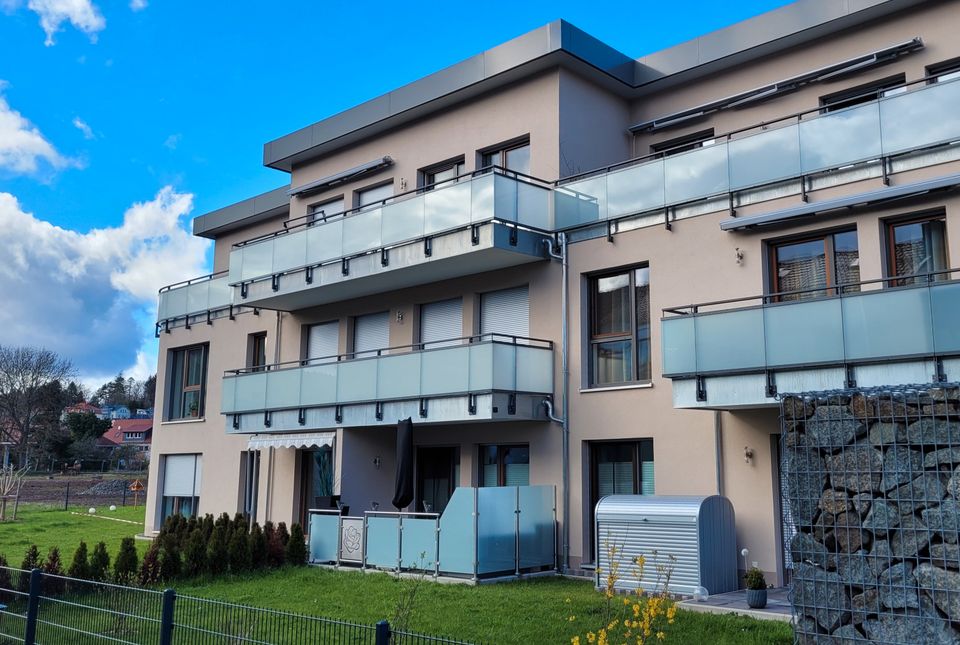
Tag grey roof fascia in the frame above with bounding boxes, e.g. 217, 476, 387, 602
720, 173, 960, 232
193, 186, 290, 238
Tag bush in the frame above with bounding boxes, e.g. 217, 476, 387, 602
214, 512, 231, 533
227, 527, 251, 572
277, 522, 290, 547
19, 545, 39, 593
201, 514, 215, 540
744, 566, 766, 591
138, 542, 161, 586
159, 539, 182, 582
0, 554, 13, 603
90, 542, 111, 582
265, 523, 285, 568
68, 541, 91, 581
43, 547, 65, 595
183, 529, 207, 577
206, 525, 229, 575
249, 523, 267, 570
114, 537, 139, 585
286, 523, 307, 566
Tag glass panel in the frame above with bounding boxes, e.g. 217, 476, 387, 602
265, 368, 301, 409
596, 443, 635, 496
424, 181, 471, 235
299, 363, 338, 407
635, 267, 651, 381
554, 177, 605, 228
476, 487, 517, 574
208, 276, 232, 309
515, 345, 553, 393
365, 516, 399, 568
185, 281, 209, 314
186, 348, 205, 386
438, 488, 475, 575
931, 282, 960, 354
421, 346, 469, 395
468, 343, 494, 391
764, 298, 844, 367
377, 353, 421, 400
728, 123, 801, 190
491, 343, 517, 391
480, 446, 498, 487
891, 218, 947, 284
695, 308, 765, 372
341, 208, 381, 256
162, 286, 186, 320
240, 242, 274, 281
503, 446, 529, 486
336, 359, 378, 403
775, 238, 828, 300
592, 339, 633, 386
606, 160, 665, 219
640, 462, 655, 495
842, 288, 934, 360
517, 485, 554, 569
663, 141, 729, 204
380, 197, 425, 246
310, 446, 334, 498
491, 173, 518, 223
273, 231, 307, 274
168, 350, 184, 418
309, 513, 339, 563
400, 517, 437, 570
469, 173, 496, 222
232, 372, 267, 412
220, 375, 236, 415
516, 180, 551, 230
305, 219, 343, 264
505, 145, 530, 174
833, 230, 861, 291
799, 102, 881, 173
880, 78, 960, 155
660, 316, 696, 375
594, 272, 631, 334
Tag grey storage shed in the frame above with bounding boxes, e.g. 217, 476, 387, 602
595, 495, 737, 596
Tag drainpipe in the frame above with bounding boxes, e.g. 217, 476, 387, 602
714, 411, 724, 497
542, 232, 569, 573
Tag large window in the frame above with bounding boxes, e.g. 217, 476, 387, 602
592, 440, 655, 499
770, 230, 860, 301
886, 214, 948, 285
161, 453, 201, 523
480, 140, 530, 175
420, 158, 465, 190
588, 267, 650, 386
480, 444, 529, 487
307, 197, 344, 224
248, 333, 266, 372
819, 75, 905, 112
167, 345, 207, 420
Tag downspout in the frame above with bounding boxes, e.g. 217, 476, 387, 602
714, 411, 724, 497
542, 232, 569, 573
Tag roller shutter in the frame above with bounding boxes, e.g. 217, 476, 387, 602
162, 454, 202, 497
354, 312, 390, 355
480, 286, 529, 339
420, 298, 463, 347
307, 322, 340, 362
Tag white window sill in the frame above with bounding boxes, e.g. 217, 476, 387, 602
160, 417, 206, 426
579, 383, 653, 394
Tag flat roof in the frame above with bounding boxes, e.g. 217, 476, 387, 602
192, 186, 289, 238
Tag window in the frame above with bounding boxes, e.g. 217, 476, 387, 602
306, 321, 339, 364
353, 312, 390, 357
480, 445, 529, 487
419, 298, 463, 348
125, 432, 144, 441
928, 59, 960, 83
480, 286, 529, 339
298, 446, 334, 526
420, 158, 465, 191
886, 214, 948, 285
480, 140, 530, 174
820, 75, 905, 112
240, 451, 260, 521
770, 230, 860, 301
650, 129, 716, 156
588, 267, 650, 386
587, 440, 653, 560
356, 183, 393, 209
161, 454, 201, 523
167, 345, 207, 420
248, 333, 267, 372
307, 197, 344, 224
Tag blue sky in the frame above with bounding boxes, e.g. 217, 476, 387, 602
0, 0, 789, 385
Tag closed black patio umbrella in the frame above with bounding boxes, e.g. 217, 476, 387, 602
392, 417, 414, 510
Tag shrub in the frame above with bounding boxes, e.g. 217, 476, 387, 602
286, 523, 307, 566
0, 554, 13, 603
214, 512, 231, 532
206, 525, 229, 575
183, 528, 207, 577
201, 514, 215, 540
68, 541, 91, 580
233, 513, 247, 530
277, 522, 290, 547
227, 527, 251, 572
186, 515, 198, 536
90, 542, 111, 582
138, 542, 161, 586
744, 566, 766, 591
43, 547, 65, 595
265, 524, 285, 568
159, 539, 182, 582
114, 537, 139, 585
249, 523, 267, 570
19, 545, 39, 593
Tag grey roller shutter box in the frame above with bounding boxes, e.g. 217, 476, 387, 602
354, 312, 390, 355
420, 298, 463, 347
307, 322, 340, 362
480, 286, 529, 339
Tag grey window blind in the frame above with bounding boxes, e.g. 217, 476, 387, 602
480, 286, 529, 339
354, 312, 390, 355
358, 183, 393, 208
597, 461, 635, 497
163, 454, 202, 497
307, 322, 339, 362
420, 298, 463, 347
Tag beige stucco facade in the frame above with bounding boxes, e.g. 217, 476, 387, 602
148, 0, 960, 586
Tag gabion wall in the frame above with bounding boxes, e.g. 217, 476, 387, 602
781, 385, 960, 644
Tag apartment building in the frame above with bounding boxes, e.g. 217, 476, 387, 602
146, 0, 960, 584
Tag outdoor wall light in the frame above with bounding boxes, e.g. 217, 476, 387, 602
373, 455, 382, 469
735, 248, 744, 265
744, 446, 754, 463
396, 310, 404, 323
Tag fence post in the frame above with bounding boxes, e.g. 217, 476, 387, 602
23, 568, 42, 645
64, 482, 70, 511
123, 486, 127, 507
375, 619, 391, 645
159, 588, 176, 645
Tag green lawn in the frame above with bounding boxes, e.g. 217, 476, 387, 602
0, 503, 147, 564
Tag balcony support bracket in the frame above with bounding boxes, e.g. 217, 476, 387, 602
163, 320, 170, 335
606, 220, 615, 243
935, 357, 948, 383
729, 192, 736, 218
335, 406, 343, 424
765, 370, 777, 398
206, 310, 213, 326
341, 258, 350, 276
471, 225, 480, 246
305, 266, 313, 285
271, 274, 280, 292
696, 376, 707, 402
298, 408, 306, 426
263, 411, 272, 429
882, 157, 891, 186
424, 237, 433, 257
229, 305, 235, 321
232, 415, 240, 430
800, 176, 809, 203
468, 394, 477, 416
253, 308, 260, 316
375, 402, 383, 421
381, 248, 389, 267
845, 365, 857, 389
665, 207, 673, 232
240, 282, 248, 299
508, 394, 517, 415
419, 398, 428, 419
509, 226, 518, 246
184, 316, 191, 331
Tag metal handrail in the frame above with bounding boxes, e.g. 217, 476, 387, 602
224, 333, 553, 376
559, 72, 957, 185
662, 268, 960, 316
234, 165, 554, 248
157, 270, 229, 294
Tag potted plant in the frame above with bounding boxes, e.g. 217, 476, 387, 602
744, 566, 767, 608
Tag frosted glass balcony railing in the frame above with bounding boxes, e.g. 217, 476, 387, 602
221, 335, 554, 414
557, 76, 960, 227
229, 170, 554, 285
661, 272, 960, 378
157, 273, 232, 323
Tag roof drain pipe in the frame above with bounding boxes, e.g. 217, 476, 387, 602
542, 231, 569, 574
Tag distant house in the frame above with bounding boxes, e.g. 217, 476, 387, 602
99, 405, 132, 420
60, 402, 103, 422
98, 419, 152, 465
133, 408, 154, 419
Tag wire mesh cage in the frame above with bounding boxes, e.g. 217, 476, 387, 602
780, 384, 960, 644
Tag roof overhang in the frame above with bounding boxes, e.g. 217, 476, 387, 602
193, 186, 290, 239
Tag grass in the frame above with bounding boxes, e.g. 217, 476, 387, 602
0, 503, 147, 564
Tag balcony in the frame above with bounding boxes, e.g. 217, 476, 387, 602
228, 169, 553, 311
661, 271, 960, 409
156, 272, 234, 332
556, 76, 960, 228
221, 334, 554, 433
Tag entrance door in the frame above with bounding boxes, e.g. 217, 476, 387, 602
416, 447, 458, 514
298, 446, 335, 527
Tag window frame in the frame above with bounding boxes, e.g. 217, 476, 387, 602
166, 344, 208, 421
650, 128, 716, 157
818, 74, 906, 113
354, 181, 394, 210
884, 211, 949, 286
477, 136, 530, 173
586, 265, 651, 388
418, 156, 466, 191
306, 196, 345, 224
479, 443, 530, 487
766, 228, 860, 301
927, 58, 960, 84
248, 332, 267, 372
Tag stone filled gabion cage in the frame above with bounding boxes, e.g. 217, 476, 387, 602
781, 385, 960, 644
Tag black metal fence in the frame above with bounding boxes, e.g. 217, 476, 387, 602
0, 567, 474, 644
781, 384, 960, 644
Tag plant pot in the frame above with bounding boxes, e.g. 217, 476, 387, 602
746, 588, 767, 609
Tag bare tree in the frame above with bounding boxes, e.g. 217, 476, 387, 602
0, 346, 74, 464
0, 462, 30, 521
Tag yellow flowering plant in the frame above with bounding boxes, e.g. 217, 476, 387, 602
569, 545, 678, 645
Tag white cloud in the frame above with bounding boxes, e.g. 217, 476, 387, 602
0, 187, 210, 379
163, 133, 181, 150
72, 116, 94, 140
26, 0, 105, 46
129, 0, 146, 10
0, 81, 78, 174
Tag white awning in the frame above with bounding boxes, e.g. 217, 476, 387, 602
247, 433, 335, 450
